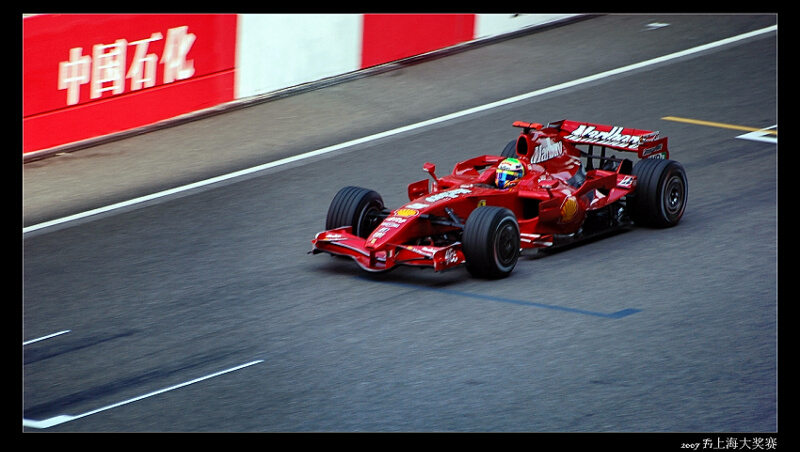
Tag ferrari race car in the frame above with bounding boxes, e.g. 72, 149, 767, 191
311, 119, 687, 278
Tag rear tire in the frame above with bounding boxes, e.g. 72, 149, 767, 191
501, 140, 517, 158
463, 207, 520, 279
628, 159, 687, 228
326, 186, 384, 238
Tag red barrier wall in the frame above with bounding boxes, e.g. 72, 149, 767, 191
23, 14, 506, 156
361, 14, 476, 68
23, 14, 237, 154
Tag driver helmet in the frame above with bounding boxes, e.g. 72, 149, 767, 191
495, 158, 525, 189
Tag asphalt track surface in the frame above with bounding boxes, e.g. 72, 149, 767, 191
23, 15, 778, 433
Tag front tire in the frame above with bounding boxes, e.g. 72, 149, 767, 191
628, 159, 687, 228
326, 186, 384, 238
462, 206, 520, 279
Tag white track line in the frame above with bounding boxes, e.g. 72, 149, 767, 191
23, 330, 71, 346
23, 359, 264, 429
737, 125, 778, 144
22, 25, 776, 235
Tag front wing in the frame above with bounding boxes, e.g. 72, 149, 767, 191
311, 227, 465, 272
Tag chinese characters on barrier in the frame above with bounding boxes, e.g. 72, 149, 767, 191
58, 26, 196, 106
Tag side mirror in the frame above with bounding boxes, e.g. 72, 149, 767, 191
423, 162, 438, 191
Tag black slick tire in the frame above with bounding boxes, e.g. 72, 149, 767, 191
462, 206, 520, 279
326, 186, 384, 238
628, 159, 688, 228
501, 140, 517, 158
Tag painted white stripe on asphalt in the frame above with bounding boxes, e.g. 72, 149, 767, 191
23, 330, 71, 346
737, 125, 778, 144
22, 359, 264, 429
23, 25, 777, 235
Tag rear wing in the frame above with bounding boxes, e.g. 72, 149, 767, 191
542, 119, 669, 159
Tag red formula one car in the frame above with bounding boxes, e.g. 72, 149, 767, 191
311, 119, 687, 278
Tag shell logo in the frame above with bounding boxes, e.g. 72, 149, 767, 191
393, 208, 419, 217
560, 196, 578, 222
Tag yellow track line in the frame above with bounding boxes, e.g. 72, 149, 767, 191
662, 116, 777, 135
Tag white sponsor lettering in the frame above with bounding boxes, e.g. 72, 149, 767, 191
370, 227, 391, 239
618, 176, 635, 187
425, 188, 472, 203
58, 26, 196, 106
641, 143, 663, 157
532, 138, 563, 163
566, 124, 644, 149
444, 248, 459, 264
